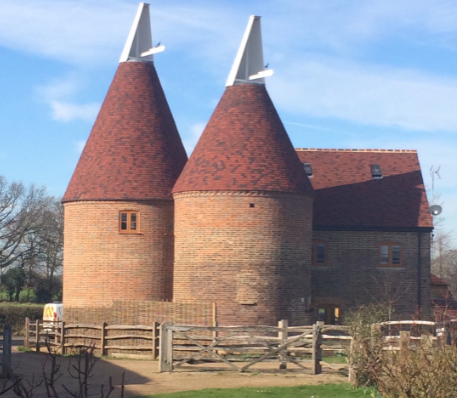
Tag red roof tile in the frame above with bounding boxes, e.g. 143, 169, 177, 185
63, 62, 187, 202
296, 149, 433, 228
431, 274, 449, 286
173, 84, 313, 194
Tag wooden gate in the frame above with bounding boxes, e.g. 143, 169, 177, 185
159, 321, 339, 373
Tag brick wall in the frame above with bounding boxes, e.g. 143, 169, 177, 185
63, 200, 174, 306
173, 191, 313, 326
311, 230, 432, 320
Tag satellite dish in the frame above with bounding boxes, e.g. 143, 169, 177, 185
429, 205, 442, 216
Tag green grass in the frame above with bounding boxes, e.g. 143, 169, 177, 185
323, 355, 348, 364
138, 384, 378, 397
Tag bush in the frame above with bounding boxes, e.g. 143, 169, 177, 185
0, 303, 44, 334
344, 303, 389, 387
369, 336, 457, 398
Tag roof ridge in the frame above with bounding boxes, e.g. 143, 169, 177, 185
295, 148, 417, 153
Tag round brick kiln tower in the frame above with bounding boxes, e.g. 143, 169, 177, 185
62, 4, 187, 307
172, 17, 314, 326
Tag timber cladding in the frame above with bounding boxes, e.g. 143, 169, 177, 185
62, 299, 214, 355
63, 200, 174, 307
64, 299, 214, 325
173, 190, 314, 327
311, 230, 431, 320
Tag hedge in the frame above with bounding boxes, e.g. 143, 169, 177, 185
0, 303, 44, 335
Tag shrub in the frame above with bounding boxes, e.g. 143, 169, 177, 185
0, 303, 44, 334
369, 337, 457, 398
344, 303, 389, 387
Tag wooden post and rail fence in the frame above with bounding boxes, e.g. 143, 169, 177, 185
24, 318, 351, 374
371, 320, 438, 352
158, 320, 351, 373
24, 318, 160, 358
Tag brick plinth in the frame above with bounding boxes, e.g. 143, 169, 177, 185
63, 200, 174, 307
173, 191, 313, 326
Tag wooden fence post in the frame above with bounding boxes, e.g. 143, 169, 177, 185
278, 319, 288, 369
101, 322, 107, 356
60, 322, 66, 355
2, 325, 12, 378
24, 317, 30, 349
159, 322, 173, 372
421, 333, 433, 352
152, 321, 158, 359
312, 321, 324, 375
400, 330, 410, 359
212, 302, 217, 340
35, 319, 40, 352
371, 324, 381, 339
348, 337, 356, 383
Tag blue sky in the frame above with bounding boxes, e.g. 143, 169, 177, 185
1, 0, 456, 243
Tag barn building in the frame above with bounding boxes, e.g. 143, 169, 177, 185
62, 4, 433, 324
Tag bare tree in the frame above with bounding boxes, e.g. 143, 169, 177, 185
0, 176, 64, 302
0, 176, 46, 269
367, 274, 410, 321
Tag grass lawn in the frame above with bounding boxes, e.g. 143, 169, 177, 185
142, 384, 377, 397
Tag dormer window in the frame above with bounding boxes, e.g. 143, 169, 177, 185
370, 164, 382, 179
303, 163, 313, 178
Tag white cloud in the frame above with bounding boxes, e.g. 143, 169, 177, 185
270, 57, 457, 132
51, 101, 99, 122
36, 78, 78, 102
75, 140, 86, 153
36, 75, 100, 123
183, 122, 205, 156
267, 0, 457, 53
0, 0, 133, 66
0, 0, 242, 68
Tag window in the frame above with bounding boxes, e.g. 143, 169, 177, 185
318, 307, 340, 325
303, 163, 313, 178
379, 242, 402, 266
119, 211, 139, 233
313, 239, 327, 266
370, 164, 382, 179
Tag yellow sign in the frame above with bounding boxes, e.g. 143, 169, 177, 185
44, 306, 54, 318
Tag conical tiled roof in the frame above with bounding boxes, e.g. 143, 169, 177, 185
63, 61, 187, 202
173, 83, 313, 194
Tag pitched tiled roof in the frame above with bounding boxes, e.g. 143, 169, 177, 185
173, 84, 313, 194
296, 149, 433, 228
63, 62, 187, 202
431, 274, 449, 286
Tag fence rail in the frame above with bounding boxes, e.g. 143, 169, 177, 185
372, 320, 438, 351
24, 318, 160, 358
159, 320, 351, 374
